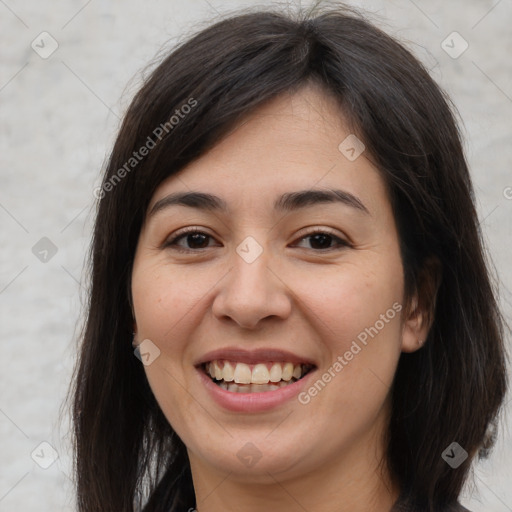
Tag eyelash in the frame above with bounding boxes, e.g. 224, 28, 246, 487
163, 226, 351, 254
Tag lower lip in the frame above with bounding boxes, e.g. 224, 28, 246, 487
196, 366, 317, 413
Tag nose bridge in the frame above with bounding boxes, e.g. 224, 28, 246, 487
234, 235, 272, 292
212, 235, 291, 329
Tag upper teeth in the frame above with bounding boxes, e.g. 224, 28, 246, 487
205, 360, 309, 384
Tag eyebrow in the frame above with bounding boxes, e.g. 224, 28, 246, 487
149, 188, 370, 218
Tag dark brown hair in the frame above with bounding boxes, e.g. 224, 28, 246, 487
65, 2, 509, 511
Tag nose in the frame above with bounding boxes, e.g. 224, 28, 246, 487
211, 243, 292, 330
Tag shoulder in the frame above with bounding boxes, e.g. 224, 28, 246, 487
448, 503, 471, 512
440, 503, 472, 512
391, 501, 472, 512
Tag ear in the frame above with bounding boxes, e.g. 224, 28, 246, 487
401, 255, 442, 353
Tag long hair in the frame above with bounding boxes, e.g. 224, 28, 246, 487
65, 3, 509, 511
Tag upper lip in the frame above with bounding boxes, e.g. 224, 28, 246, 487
194, 347, 318, 367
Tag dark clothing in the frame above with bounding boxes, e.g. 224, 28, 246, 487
391, 499, 471, 511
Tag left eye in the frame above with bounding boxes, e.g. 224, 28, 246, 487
165, 230, 216, 251
165, 229, 349, 252
294, 230, 349, 251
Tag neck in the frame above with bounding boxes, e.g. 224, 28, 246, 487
188, 408, 400, 512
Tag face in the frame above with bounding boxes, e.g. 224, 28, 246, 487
131, 83, 424, 489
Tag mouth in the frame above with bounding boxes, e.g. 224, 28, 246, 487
200, 360, 316, 393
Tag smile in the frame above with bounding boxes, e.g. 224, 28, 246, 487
203, 360, 315, 393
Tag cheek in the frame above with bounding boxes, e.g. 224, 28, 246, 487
132, 263, 205, 340
293, 254, 404, 402
299, 261, 403, 343
131, 264, 212, 433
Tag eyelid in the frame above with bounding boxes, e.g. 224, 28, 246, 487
161, 226, 215, 250
292, 227, 351, 250
294, 226, 346, 241
163, 225, 351, 252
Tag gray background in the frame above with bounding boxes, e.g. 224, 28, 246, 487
0, 0, 511, 510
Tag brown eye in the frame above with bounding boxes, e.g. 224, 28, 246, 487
165, 229, 217, 252
164, 227, 350, 254
294, 229, 350, 251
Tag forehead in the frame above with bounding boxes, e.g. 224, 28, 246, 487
148, 83, 388, 218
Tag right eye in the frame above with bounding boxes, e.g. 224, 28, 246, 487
164, 228, 218, 253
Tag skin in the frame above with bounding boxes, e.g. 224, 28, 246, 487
131, 82, 430, 512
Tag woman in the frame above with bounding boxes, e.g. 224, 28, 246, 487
68, 3, 508, 511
